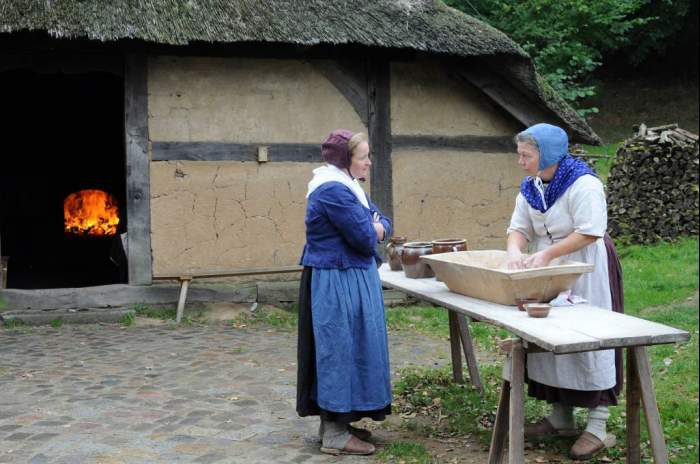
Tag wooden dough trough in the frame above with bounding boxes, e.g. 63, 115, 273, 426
420, 250, 593, 306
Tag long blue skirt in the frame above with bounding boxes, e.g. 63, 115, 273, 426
310, 266, 392, 414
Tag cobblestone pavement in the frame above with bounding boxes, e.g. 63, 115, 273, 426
0, 322, 464, 464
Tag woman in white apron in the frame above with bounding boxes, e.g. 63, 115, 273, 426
506, 123, 623, 461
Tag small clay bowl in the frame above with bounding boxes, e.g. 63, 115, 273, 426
515, 298, 540, 312
525, 303, 551, 318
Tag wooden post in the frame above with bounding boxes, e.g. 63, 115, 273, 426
367, 58, 393, 228
456, 314, 484, 393
448, 310, 464, 383
633, 346, 670, 463
508, 339, 525, 464
626, 348, 642, 464
488, 380, 510, 464
175, 276, 192, 323
124, 54, 153, 285
0, 230, 5, 289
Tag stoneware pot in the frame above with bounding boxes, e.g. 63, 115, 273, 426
430, 239, 467, 281
385, 236, 407, 271
525, 303, 551, 318
515, 297, 541, 312
431, 238, 468, 254
401, 242, 434, 279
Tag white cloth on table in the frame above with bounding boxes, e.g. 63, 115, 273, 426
507, 175, 616, 391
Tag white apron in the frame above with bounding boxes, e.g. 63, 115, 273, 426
507, 175, 616, 391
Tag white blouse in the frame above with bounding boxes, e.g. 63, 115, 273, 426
507, 175, 616, 391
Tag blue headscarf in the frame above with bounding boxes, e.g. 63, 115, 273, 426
518, 124, 595, 213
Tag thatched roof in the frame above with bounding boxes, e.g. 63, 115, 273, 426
0, 0, 599, 143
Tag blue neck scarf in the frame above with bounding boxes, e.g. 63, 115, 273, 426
520, 155, 595, 213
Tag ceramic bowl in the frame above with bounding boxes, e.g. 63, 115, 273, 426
524, 303, 551, 318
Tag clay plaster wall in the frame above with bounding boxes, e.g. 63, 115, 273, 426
392, 150, 522, 251
148, 56, 364, 143
148, 57, 364, 274
390, 59, 523, 250
391, 61, 521, 136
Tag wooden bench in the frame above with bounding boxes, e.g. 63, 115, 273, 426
379, 264, 690, 464
153, 266, 303, 323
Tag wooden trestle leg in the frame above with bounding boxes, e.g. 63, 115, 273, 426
448, 310, 464, 383
631, 346, 670, 463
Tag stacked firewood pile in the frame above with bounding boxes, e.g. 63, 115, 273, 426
607, 124, 699, 244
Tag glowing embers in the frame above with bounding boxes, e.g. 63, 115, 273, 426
63, 189, 120, 236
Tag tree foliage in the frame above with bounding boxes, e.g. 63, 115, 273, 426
443, 0, 694, 115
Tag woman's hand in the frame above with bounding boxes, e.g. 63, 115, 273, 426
372, 221, 385, 241
523, 250, 552, 268
506, 231, 529, 269
507, 252, 526, 269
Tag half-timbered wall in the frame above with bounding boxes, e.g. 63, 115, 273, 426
391, 59, 524, 249
148, 57, 365, 276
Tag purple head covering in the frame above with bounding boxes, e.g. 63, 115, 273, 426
321, 129, 353, 169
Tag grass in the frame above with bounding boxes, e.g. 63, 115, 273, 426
386, 305, 509, 352
121, 311, 135, 327
1, 318, 25, 330
132, 304, 178, 320
376, 441, 435, 464
231, 307, 298, 329
584, 142, 620, 184
618, 237, 699, 313
389, 237, 699, 463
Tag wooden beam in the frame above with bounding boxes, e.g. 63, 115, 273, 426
448, 310, 465, 383
456, 314, 484, 393
153, 265, 302, 280
124, 54, 153, 285
488, 380, 510, 464
633, 346, 670, 463
454, 66, 555, 130
0, 235, 4, 290
367, 58, 393, 222
508, 340, 525, 464
0, 283, 257, 311
626, 348, 642, 464
311, 60, 368, 127
152, 142, 321, 162
393, 134, 513, 153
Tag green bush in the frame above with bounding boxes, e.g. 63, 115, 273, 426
444, 0, 654, 114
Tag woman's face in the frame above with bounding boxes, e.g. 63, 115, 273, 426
516, 142, 540, 176
349, 141, 371, 179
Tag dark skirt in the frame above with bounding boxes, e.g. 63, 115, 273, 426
296, 266, 391, 424
527, 233, 624, 408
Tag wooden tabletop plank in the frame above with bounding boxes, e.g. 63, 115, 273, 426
379, 265, 690, 354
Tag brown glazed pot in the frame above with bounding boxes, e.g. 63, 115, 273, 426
385, 236, 407, 271
431, 239, 468, 281
401, 242, 434, 278
431, 238, 468, 254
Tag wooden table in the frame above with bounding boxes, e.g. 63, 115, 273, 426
379, 264, 690, 464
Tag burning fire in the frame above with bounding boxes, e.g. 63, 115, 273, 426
64, 189, 120, 236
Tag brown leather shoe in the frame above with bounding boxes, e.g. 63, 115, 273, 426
348, 424, 372, 441
569, 432, 616, 460
525, 418, 578, 440
320, 435, 376, 456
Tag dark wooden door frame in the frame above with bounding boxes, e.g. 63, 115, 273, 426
124, 54, 153, 285
367, 58, 393, 223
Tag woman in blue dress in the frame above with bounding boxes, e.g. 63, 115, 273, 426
296, 129, 392, 456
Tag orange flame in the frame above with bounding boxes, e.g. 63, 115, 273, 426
64, 190, 120, 236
